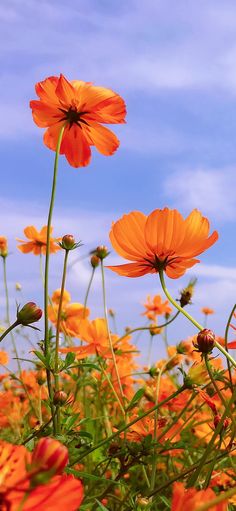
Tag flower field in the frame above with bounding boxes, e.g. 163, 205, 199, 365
0, 73, 235, 511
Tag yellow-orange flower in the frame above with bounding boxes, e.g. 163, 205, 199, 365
202, 307, 214, 315
108, 208, 218, 279
48, 291, 89, 337
142, 294, 172, 320
17, 226, 61, 255
30, 74, 126, 168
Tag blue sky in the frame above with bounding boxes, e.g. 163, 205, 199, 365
0, 0, 236, 363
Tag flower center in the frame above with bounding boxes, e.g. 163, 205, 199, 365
59, 107, 89, 128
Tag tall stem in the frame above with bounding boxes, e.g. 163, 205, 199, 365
101, 260, 124, 401
2, 257, 21, 373
54, 249, 69, 434
159, 269, 236, 369
224, 303, 236, 392
43, 125, 65, 406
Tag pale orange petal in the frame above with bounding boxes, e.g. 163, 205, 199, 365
82, 122, 119, 156
107, 262, 155, 277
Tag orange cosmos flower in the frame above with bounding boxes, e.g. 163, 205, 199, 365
108, 208, 218, 279
171, 482, 227, 511
142, 294, 172, 320
30, 74, 126, 168
17, 226, 61, 255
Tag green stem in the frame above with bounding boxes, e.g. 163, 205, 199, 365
224, 303, 236, 392
43, 125, 65, 409
83, 267, 95, 317
159, 270, 236, 369
101, 260, 124, 400
196, 486, 236, 511
54, 248, 69, 434
2, 258, 21, 374
72, 386, 185, 464
0, 320, 19, 342
115, 311, 180, 346
186, 387, 236, 487
204, 354, 236, 429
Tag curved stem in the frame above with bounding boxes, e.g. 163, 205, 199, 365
54, 249, 69, 434
116, 311, 180, 346
0, 320, 19, 342
43, 125, 65, 409
159, 270, 236, 369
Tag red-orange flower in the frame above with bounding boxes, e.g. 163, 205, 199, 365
30, 74, 126, 168
17, 226, 61, 255
0, 236, 8, 257
171, 482, 227, 511
108, 208, 218, 279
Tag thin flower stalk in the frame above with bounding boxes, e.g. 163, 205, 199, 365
54, 248, 69, 434
2, 258, 21, 373
101, 260, 125, 401
224, 303, 236, 392
43, 125, 65, 408
73, 386, 185, 464
159, 269, 236, 369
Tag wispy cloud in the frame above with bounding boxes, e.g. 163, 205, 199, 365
163, 167, 236, 221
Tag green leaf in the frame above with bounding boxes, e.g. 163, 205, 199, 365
64, 352, 76, 368
125, 388, 145, 411
34, 350, 50, 369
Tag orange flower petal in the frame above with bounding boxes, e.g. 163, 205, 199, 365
82, 122, 119, 156
110, 212, 149, 261
60, 125, 91, 168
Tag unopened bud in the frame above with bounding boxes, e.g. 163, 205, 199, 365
179, 278, 197, 307
59, 234, 82, 251
17, 302, 43, 325
0, 237, 8, 258
31, 437, 68, 475
193, 329, 215, 354
90, 254, 100, 268
108, 309, 115, 318
149, 323, 162, 336
53, 390, 68, 406
214, 414, 230, 431
15, 282, 22, 291
95, 245, 109, 260
136, 496, 151, 508
36, 369, 46, 386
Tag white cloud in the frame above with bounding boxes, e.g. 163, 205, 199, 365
163, 167, 236, 221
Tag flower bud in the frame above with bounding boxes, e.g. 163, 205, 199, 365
36, 369, 46, 386
193, 329, 215, 354
179, 278, 197, 308
53, 390, 68, 406
214, 414, 230, 431
31, 437, 68, 475
61, 234, 76, 250
90, 254, 100, 268
95, 245, 109, 260
149, 323, 162, 336
15, 282, 22, 291
136, 496, 151, 508
17, 302, 43, 325
0, 237, 8, 258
